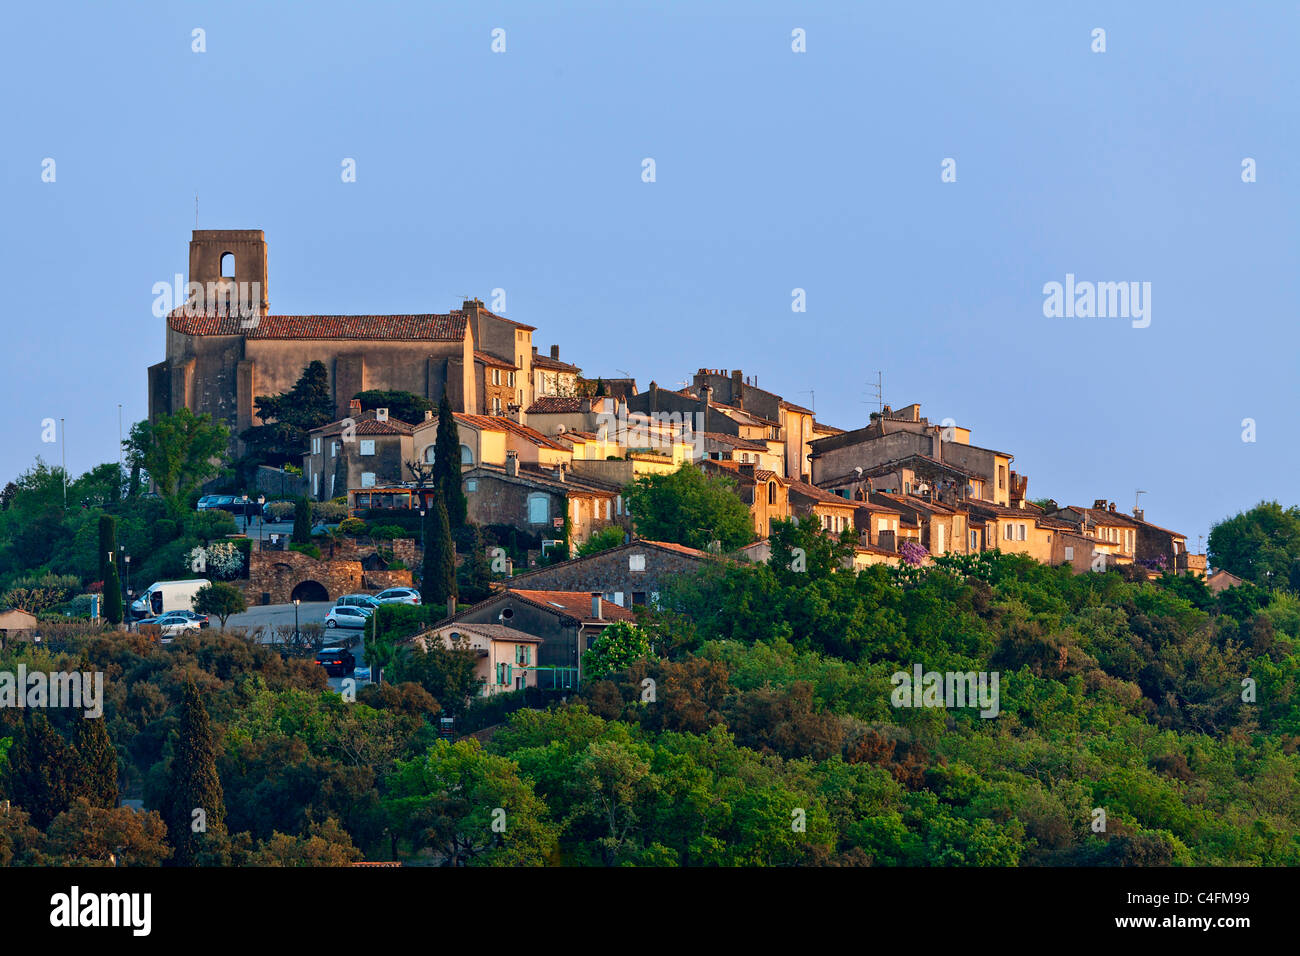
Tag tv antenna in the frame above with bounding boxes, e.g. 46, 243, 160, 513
1135, 489, 1148, 513
864, 371, 883, 417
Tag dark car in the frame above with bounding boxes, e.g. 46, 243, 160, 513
315, 646, 356, 677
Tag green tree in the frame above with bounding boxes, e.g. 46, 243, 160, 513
5, 714, 79, 827
192, 581, 248, 628
431, 392, 468, 528
1209, 500, 1300, 590
384, 739, 558, 865
623, 465, 754, 552
293, 496, 312, 544
99, 514, 123, 625
124, 410, 230, 516
43, 801, 172, 866
458, 525, 494, 603
353, 389, 433, 425
394, 638, 483, 716
72, 718, 119, 809
240, 360, 336, 467
577, 525, 625, 557
581, 621, 653, 681
421, 496, 457, 607
164, 680, 227, 865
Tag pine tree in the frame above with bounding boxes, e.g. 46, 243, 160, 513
459, 525, 494, 603
164, 681, 226, 865
98, 515, 115, 582
293, 496, 312, 544
432, 391, 468, 528
421, 496, 457, 608
73, 717, 119, 809
595, 377, 606, 397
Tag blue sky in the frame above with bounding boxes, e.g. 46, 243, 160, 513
2, 0, 1296, 549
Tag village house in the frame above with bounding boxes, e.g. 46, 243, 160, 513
531, 345, 582, 397
421, 588, 637, 689
786, 479, 863, 537
809, 403, 1015, 508
1043, 500, 1138, 567
1127, 508, 1206, 576
461, 452, 628, 545
872, 492, 969, 557
504, 539, 714, 608
304, 403, 416, 500
1207, 568, 1246, 593
475, 350, 518, 417
699, 459, 790, 539
414, 623, 544, 696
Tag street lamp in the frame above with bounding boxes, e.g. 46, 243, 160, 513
123, 552, 130, 603
293, 598, 300, 644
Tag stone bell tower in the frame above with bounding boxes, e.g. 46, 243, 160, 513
186, 229, 269, 316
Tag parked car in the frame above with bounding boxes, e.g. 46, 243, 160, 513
325, 605, 372, 629
166, 610, 210, 628
196, 495, 221, 511
337, 594, 381, 611
137, 612, 204, 642
130, 579, 210, 620
375, 587, 421, 606
315, 645, 356, 677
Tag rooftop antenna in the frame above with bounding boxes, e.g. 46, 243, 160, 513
1135, 489, 1147, 514
195, 191, 198, 227
795, 389, 815, 414
864, 371, 883, 421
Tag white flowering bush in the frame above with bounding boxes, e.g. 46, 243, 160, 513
189, 542, 247, 580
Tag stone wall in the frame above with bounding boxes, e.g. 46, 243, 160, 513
243, 550, 412, 605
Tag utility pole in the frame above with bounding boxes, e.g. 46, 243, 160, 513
60, 417, 67, 509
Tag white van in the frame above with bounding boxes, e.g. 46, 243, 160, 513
130, 579, 211, 619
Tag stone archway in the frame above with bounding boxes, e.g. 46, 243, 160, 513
290, 580, 329, 603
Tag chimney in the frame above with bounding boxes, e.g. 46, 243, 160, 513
699, 384, 711, 434
1133, 507, 1145, 521
591, 592, 603, 620
550, 344, 560, 360
1093, 499, 1108, 511
349, 398, 362, 418
424, 410, 434, 421
505, 450, 518, 477
738, 462, 756, 479
376, 408, 389, 422
555, 462, 566, 483
1109, 502, 1116, 513
532, 345, 538, 356
731, 369, 744, 408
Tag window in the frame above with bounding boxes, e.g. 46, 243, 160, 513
492, 369, 500, 385
527, 494, 548, 524
361, 472, 376, 488
616, 495, 623, 515
605, 499, 611, 520
220, 252, 235, 278
312, 437, 321, 454
768, 482, 776, 505
492, 397, 501, 414
461, 444, 474, 465
1004, 524, 1013, 541
970, 530, 978, 550
359, 439, 375, 456
1065, 546, 1074, 560
331, 441, 338, 457
312, 473, 320, 496
507, 371, 515, 387
466, 479, 478, 492
424, 445, 436, 463
515, 645, 530, 666
629, 553, 646, 571
998, 466, 1006, 490
632, 592, 647, 606
496, 662, 512, 685
1018, 523, 1027, 541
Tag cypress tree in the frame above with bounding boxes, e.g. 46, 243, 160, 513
97, 515, 123, 624
432, 391, 468, 528
421, 496, 457, 608
7, 714, 79, 828
73, 717, 119, 809
292, 496, 312, 544
165, 680, 226, 865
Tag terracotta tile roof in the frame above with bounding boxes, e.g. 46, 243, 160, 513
496, 419, 570, 450
464, 463, 618, 496
313, 415, 415, 436
474, 350, 515, 368
507, 589, 637, 623
525, 396, 590, 415
787, 479, 861, 508
452, 413, 511, 432
874, 492, 957, 515
531, 354, 581, 372
430, 623, 543, 643
702, 432, 769, 451
504, 539, 715, 585
812, 421, 845, 435
169, 311, 468, 341
779, 399, 815, 415
1063, 506, 1140, 528
476, 308, 536, 332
